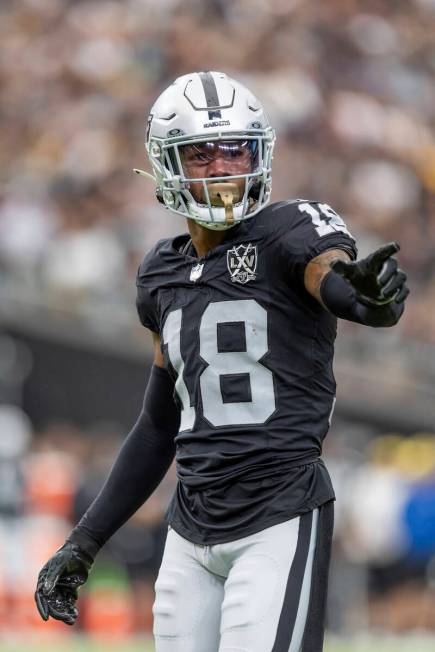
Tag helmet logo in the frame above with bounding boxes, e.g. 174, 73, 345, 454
203, 119, 230, 129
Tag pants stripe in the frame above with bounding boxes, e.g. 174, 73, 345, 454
301, 501, 334, 652
271, 511, 313, 652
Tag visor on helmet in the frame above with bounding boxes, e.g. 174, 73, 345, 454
178, 140, 259, 179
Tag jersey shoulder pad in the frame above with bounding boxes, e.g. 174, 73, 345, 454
268, 199, 358, 282
275, 199, 356, 252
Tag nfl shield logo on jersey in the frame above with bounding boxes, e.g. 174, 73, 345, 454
227, 243, 257, 284
190, 262, 204, 282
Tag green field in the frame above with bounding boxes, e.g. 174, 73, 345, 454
1, 635, 435, 652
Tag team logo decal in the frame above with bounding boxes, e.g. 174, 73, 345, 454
203, 119, 230, 129
190, 262, 204, 282
227, 243, 257, 284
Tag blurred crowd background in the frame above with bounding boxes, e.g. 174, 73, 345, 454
1, 0, 435, 646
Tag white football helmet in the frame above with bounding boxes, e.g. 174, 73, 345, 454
136, 71, 275, 230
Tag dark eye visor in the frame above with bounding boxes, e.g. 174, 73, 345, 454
179, 139, 259, 172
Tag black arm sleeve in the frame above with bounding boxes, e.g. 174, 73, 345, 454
67, 365, 180, 558
320, 271, 404, 327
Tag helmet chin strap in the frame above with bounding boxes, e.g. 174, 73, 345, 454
207, 182, 240, 226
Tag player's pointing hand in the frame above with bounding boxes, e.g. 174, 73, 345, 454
331, 242, 409, 307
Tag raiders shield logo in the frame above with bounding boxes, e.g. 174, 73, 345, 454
227, 243, 257, 284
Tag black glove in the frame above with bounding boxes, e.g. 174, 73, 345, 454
35, 541, 94, 626
331, 242, 409, 307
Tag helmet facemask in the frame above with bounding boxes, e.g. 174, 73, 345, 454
147, 130, 275, 230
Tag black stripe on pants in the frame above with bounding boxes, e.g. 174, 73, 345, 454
301, 501, 334, 652
271, 511, 313, 652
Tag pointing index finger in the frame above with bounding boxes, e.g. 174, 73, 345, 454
370, 242, 400, 268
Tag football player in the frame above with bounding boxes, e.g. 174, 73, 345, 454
35, 72, 408, 651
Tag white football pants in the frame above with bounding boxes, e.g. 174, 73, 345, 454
152, 503, 333, 652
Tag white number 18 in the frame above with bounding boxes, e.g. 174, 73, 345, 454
162, 299, 276, 430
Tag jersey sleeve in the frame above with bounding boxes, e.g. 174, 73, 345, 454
136, 282, 159, 333
135, 241, 165, 333
278, 200, 358, 284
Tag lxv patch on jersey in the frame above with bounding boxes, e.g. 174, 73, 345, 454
227, 243, 257, 284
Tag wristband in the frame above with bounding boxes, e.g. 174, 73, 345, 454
320, 271, 404, 327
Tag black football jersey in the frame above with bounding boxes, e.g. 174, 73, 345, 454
136, 200, 357, 545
